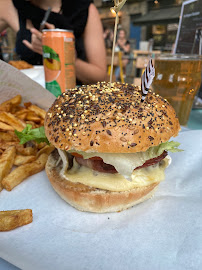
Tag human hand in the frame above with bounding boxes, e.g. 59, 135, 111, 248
23, 22, 55, 55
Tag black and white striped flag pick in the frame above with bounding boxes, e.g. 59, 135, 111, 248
141, 59, 155, 102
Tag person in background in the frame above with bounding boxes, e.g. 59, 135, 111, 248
115, 28, 131, 80
0, 0, 107, 85
103, 27, 113, 50
115, 28, 130, 67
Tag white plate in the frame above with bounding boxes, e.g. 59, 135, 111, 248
20, 66, 45, 87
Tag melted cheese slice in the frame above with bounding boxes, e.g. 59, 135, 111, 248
60, 154, 171, 192
69, 150, 167, 180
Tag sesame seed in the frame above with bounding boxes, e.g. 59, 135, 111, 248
74, 134, 78, 137
69, 132, 72, 136
146, 127, 149, 130
82, 132, 86, 135
63, 113, 66, 117
70, 115, 73, 118
162, 105, 165, 108
66, 128, 69, 131
127, 141, 131, 145
74, 123, 77, 127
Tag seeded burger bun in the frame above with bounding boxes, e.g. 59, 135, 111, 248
45, 82, 180, 213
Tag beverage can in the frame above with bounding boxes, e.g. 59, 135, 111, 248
42, 29, 76, 97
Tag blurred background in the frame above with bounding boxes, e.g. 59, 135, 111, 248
1, 0, 202, 128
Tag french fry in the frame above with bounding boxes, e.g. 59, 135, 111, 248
37, 142, 47, 149
26, 111, 41, 123
24, 102, 32, 108
0, 131, 17, 142
0, 140, 19, 150
0, 103, 11, 112
0, 209, 33, 231
36, 144, 55, 157
17, 112, 27, 121
16, 145, 37, 156
0, 112, 25, 131
40, 119, 44, 126
14, 155, 36, 166
28, 104, 46, 119
15, 108, 29, 116
2, 153, 48, 191
0, 121, 14, 131
0, 95, 21, 110
0, 146, 16, 190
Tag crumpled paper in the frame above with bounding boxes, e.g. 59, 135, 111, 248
0, 60, 202, 270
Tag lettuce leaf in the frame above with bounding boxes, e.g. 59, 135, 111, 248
15, 124, 49, 145
147, 141, 183, 158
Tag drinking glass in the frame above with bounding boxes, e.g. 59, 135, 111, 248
152, 54, 202, 126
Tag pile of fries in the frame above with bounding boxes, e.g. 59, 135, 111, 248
0, 95, 54, 192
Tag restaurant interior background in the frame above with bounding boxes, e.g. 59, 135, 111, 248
0, 0, 202, 128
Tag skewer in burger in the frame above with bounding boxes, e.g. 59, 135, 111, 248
44, 82, 181, 213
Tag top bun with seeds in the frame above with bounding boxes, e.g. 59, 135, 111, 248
44, 82, 180, 153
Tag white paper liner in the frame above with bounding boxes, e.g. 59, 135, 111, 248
0, 60, 201, 270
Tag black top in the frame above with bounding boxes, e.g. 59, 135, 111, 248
12, 0, 93, 65
116, 40, 130, 56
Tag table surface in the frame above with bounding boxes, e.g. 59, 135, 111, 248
187, 109, 202, 130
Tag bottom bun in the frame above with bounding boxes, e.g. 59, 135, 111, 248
46, 150, 160, 213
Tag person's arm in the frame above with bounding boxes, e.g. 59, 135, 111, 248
75, 3, 107, 84
123, 41, 130, 53
0, 0, 19, 33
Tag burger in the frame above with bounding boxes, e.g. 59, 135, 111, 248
44, 82, 181, 213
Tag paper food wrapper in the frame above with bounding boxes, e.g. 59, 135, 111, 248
0, 60, 55, 109
0, 60, 202, 270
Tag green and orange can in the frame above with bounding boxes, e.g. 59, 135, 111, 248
42, 29, 76, 97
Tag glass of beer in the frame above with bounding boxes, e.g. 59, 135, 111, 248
152, 54, 202, 126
